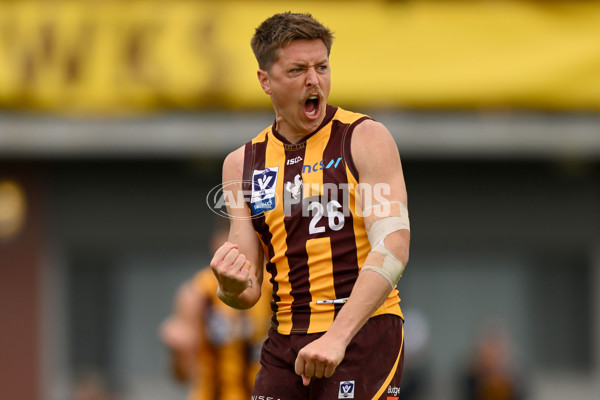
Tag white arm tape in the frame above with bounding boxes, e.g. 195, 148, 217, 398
366, 215, 410, 245
362, 243, 405, 289
362, 202, 409, 288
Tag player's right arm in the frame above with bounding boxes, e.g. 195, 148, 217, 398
210, 146, 264, 310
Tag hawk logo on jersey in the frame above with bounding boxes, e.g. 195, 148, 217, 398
338, 381, 355, 399
285, 174, 303, 200
250, 167, 279, 215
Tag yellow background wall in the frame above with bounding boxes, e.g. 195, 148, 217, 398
0, 1, 599, 114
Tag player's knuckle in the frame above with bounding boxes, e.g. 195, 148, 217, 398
226, 271, 238, 280
299, 349, 311, 359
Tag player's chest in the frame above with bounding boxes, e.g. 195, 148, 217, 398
249, 145, 350, 224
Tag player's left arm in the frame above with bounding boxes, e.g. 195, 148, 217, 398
294, 119, 410, 385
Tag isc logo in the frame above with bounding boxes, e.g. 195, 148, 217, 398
286, 156, 303, 165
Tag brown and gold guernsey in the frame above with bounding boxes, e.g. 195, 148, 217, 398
243, 105, 402, 335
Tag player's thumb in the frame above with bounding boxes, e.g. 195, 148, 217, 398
294, 355, 310, 386
302, 375, 311, 386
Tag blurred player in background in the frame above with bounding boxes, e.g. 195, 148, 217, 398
71, 371, 118, 400
160, 224, 272, 400
211, 12, 410, 399
460, 317, 526, 400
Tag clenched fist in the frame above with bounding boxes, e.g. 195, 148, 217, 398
294, 333, 346, 386
210, 242, 251, 298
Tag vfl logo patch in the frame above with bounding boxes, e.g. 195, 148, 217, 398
338, 380, 355, 399
250, 167, 278, 215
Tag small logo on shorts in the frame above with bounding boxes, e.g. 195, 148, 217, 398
338, 380, 355, 398
386, 384, 401, 399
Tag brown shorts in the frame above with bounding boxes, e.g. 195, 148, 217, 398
252, 314, 404, 400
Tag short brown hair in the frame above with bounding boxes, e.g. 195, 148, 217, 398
250, 12, 334, 71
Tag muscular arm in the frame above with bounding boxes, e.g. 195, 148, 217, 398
211, 146, 264, 309
323, 119, 410, 350
295, 119, 410, 385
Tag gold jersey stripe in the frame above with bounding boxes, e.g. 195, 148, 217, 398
263, 134, 295, 334
306, 237, 336, 330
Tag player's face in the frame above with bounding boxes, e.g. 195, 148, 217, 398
258, 39, 331, 140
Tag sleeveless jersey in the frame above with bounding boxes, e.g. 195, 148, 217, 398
242, 105, 402, 335
188, 268, 271, 400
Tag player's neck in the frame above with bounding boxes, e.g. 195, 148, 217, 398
274, 116, 324, 144
275, 126, 308, 144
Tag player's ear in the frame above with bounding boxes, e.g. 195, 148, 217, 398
257, 69, 271, 95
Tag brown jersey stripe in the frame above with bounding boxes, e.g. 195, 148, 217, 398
292, 126, 335, 333
242, 142, 254, 189
263, 135, 297, 333
341, 115, 370, 182
323, 119, 361, 316
282, 142, 313, 333
247, 138, 268, 245
244, 137, 282, 329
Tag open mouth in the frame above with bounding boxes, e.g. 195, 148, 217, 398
303, 95, 320, 118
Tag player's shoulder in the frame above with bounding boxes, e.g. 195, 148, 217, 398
352, 118, 395, 150
333, 106, 370, 125
223, 145, 245, 168
222, 145, 245, 181
332, 106, 391, 143
350, 119, 399, 174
